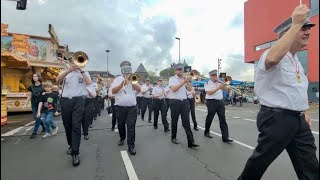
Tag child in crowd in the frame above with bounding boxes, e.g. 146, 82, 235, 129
51, 85, 61, 116
36, 82, 59, 138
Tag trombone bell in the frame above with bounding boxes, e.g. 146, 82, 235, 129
73, 51, 89, 68
128, 74, 139, 84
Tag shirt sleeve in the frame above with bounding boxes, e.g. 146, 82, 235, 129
257, 49, 278, 72
27, 86, 32, 92
110, 77, 121, 92
168, 77, 175, 87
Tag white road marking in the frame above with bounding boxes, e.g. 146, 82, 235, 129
243, 118, 256, 122
311, 119, 319, 122
22, 127, 33, 135
191, 123, 255, 150
1, 127, 25, 137
24, 121, 35, 127
120, 151, 139, 180
233, 117, 241, 119
312, 131, 319, 135
1, 138, 4, 141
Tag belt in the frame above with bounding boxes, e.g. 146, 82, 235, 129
116, 105, 136, 108
171, 99, 187, 102
61, 96, 86, 100
261, 105, 304, 116
206, 99, 223, 101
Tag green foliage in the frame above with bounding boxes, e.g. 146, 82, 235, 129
147, 71, 157, 83
159, 68, 174, 79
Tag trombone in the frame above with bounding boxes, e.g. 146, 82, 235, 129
128, 73, 140, 84
59, 51, 89, 68
218, 76, 243, 94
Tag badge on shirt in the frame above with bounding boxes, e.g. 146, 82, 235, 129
296, 73, 301, 83
78, 78, 83, 83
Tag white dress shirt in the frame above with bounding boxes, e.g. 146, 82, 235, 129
141, 84, 153, 98
152, 85, 165, 99
110, 76, 137, 106
61, 70, 91, 98
187, 87, 195, 99
254, 49, 309, 111
204, 80, 223, 100
168, 75, 187, 100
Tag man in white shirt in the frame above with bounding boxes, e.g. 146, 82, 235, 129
239, 5, 318, 180
204, 69, 233, 143
187, 86, 199, 131
169, 64, 199, 148
152, 77, 170, 132
56, 57, 92, 166
82, 77, 97, 140
110, 61, 141, 155
140, 78, 153, 122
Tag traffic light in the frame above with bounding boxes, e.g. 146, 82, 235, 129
16, 0, 27, 10
218, 58, 222, 70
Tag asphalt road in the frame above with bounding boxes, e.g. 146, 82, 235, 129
1, 103, 319, 180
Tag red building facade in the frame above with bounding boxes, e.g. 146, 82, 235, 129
244, 0, 319, 101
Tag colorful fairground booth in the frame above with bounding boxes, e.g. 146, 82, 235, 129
1, 23, 67, 117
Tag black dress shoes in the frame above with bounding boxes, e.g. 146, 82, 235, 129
164, 128, 170, 132
72, 155, 80, 166
154, 126, 158, 129
222, 138, 233, 143
204, 133, 213, 138
194, 127, 199, 131
128, 148, 136, 155
84, 135, 89, 140
171, 138, 179, 144
188, 142, 200, 148
148, 120, 152, 123
67, 147, 72, 155
118, 139, 124, 146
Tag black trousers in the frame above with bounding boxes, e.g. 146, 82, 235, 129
136, 96, 142, 114
153, 99, 169, 130
141, 97, 153, 121
165, 98, 170, 113
115, 106, 137, 148
60, 97, 85, 155
82, 98, 94, 136
111, 98, 117, 129
238, 107, 319, 180
188, 98, 197, 128
205, 99, 229, 139
170, 99, 194, 143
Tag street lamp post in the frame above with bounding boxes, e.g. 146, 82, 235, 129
105, 49, 110, 86
175, 37, 180, 63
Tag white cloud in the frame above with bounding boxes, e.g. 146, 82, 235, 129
1, 0, 253, 81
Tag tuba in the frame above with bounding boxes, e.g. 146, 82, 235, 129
128, 73, 140, 84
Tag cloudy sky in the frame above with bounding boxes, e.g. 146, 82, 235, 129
1, 0, 254, 81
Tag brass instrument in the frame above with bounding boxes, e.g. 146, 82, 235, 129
128, 73, 140, 84
59, 51, 89, 68
218, 76, 242, 94
73, 51, 89, 68
184, 67, 200, 80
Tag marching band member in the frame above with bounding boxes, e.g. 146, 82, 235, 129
187, 86, 199, 131
108, 88, 117, 131
239, 5, 318, 179
140, 78, 153, 122
110, 61, 141, 155
168, 64, 199, 148
56, 59, 92, 166
151, 77, 170, 132
82, 77, 96, 140
204, 69, 233, 143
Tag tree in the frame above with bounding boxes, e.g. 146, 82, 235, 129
147, 71, 157, 83
160, 68, 174, 79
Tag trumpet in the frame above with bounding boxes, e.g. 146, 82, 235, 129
128, 73, 140, 84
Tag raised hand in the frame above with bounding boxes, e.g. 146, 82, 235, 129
292, 4, 310, 26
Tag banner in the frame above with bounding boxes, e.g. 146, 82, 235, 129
1, 24, 8, 36
12, 34, 30, 53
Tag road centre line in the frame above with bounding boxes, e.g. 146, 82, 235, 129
120, 151, 139, 180
1, 127, 25, 137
